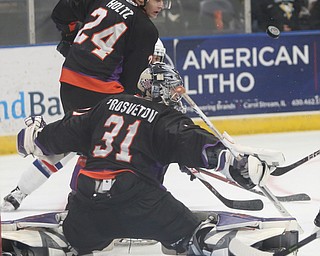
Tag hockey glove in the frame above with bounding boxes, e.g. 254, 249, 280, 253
216, 150, 270, 189
179, 165, 196, 181
17, 116, 46, 158
57, 40, 72, 57
56, 21, 83, 57
57, 30, 77, 57
17, 116, 64, 164
24, 115, 46, 128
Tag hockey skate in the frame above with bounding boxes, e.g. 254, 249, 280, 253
314, 210, 320, 227
1, 186, 27, 211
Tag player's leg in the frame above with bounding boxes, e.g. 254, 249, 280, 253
65, 155, 87, 210
1, 159, 60, 211
314, 209, 320, 227
60, 82, 111, 112
62, 173, 124, 254
1, 153, 75, 211
118, 174, 201, 251
63, 172, 201, 254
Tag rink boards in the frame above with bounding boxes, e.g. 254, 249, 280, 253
1, 112, 320, 155
1, 32, 320, 155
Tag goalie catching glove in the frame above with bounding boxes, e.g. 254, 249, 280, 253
215, 149, 270, 189
17, 116, 64, 164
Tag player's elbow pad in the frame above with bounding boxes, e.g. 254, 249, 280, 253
202, 142, 226, 169
17, 128, 64, 165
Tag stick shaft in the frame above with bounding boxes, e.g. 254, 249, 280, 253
188, 167, 263, 211
180, 91, 297, 224
181, 92, 240, 159
198, 168, 310, 202
274, 230, 320, 256
271, 149, 320, 176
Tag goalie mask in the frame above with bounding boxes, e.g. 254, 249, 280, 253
138, 63, 186, 112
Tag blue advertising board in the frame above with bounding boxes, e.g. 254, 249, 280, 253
162, 31, 320, 118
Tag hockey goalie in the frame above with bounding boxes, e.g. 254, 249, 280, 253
2, 63, 300, 255
1, 210, 299, 256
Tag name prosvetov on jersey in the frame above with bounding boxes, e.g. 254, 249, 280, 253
106, 98, 159, 123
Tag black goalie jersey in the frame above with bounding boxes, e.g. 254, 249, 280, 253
36, 94, 220, 186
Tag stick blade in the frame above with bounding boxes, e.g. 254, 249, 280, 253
229, 199, 264, 211
271, 166, 295, 176
276, 193, 311, 202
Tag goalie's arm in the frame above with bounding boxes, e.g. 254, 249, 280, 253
152, 110, 223, 168
18, 111, 92, 164
153, 111, 269, 189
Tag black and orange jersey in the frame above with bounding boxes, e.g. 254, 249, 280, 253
36, 94, 220, 186
52, 0, 158, 95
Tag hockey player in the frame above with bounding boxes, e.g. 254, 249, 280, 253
1, 39, 168, 211
16, 63, 270, 255
1, 0, 170, 211
52, 0, 172, 111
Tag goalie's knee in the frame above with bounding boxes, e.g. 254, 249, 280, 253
188, 215, 218, 255
162, 236, 191, 255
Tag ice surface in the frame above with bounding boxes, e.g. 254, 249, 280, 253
1, 130, 320, 255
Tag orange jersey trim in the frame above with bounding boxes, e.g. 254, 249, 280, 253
68, 21, 78, 32
79, 169, 135, 180
60, 68, 124, 94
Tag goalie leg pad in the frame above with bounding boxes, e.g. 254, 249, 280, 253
2, 228, 73, 256
188, 215, 217, 255
185, 212, 299, 256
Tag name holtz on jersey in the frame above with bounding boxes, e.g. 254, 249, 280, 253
106, 0, 135, 20
107, 98, 159, 123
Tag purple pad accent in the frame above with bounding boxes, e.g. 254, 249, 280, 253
1, 212, 62, 225
216, 151, 226, 171
201, 141, 221, 168
17, 129, 28, 157
215, 211, 295, 228
34, 138, 51, 156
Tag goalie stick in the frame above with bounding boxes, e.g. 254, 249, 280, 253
197, 168, 311, 202
229, 229, 320, 256
176, 87, 298, 226
187, 167, 264, 211
175, 87, 240, 159
271, 149, 320, 176
258, 185, 303, 232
